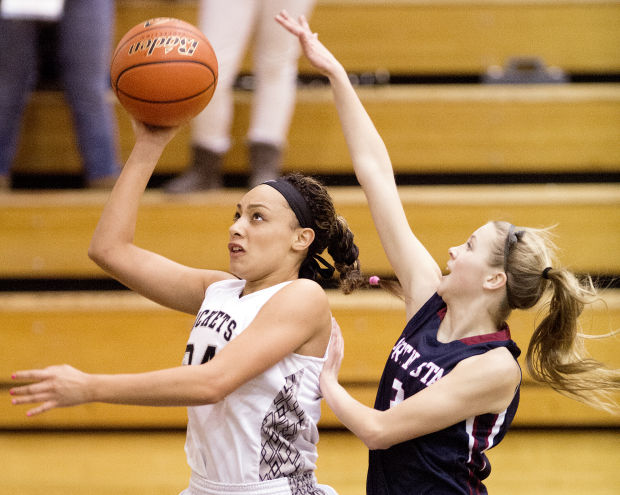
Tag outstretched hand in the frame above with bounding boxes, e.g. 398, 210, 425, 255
275, 10, 344, 78
320, 317, 345, 390
10, 365, 92, 417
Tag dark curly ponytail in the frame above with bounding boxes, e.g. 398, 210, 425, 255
282, 173, 364, 294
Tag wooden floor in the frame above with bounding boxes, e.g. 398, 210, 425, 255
2, 428, 618, 494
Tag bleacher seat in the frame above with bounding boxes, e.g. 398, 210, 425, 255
1, 184, 618, 278
2, 290, 618, 428
2, 0, 619, 431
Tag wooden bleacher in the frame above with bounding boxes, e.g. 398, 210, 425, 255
11, 0, 620, 175
1, 289, 619, 428
1, 184, 618, 278
114, 0, 620, 75
2, 0, 619, 431
1, 184, 619, 428
13, 84, 620, 175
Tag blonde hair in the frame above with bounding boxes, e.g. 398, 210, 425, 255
490, 221, 620, 413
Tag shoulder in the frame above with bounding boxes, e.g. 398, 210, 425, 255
287, 277, 326, 294
277, 278, 329, 312
260, 279, 331, 331
447, 347, 521, 415
404, 292, 444, 327
458, 347, 519, 375
252, 279, 331, 356
456, 347, 521, 393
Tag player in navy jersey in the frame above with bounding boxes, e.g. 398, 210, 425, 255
277, 11, 620, 495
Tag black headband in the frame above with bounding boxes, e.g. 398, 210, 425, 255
263, 178, 338, 281
263, 179, 313, 228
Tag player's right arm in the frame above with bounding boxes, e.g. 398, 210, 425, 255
10, 279, 332, 416
88, 121, 233, 315
276, 12, 442, 317
320, 321, 521, 450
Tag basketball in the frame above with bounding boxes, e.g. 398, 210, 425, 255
110, 17, 218, 127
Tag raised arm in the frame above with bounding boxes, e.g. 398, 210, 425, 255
11, 279, 331, 416
88, 121, 232, 315
276, 12, 442, 315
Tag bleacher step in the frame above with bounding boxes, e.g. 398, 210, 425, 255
114, 0, 620, 75
1, 184, 618, 278
14, 84, 620, 174
1, 290, 618, 428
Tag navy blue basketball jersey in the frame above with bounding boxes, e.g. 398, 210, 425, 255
367, 293, 521, 495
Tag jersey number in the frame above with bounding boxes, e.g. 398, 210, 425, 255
184, 344, 217, 365
390, 378, 405, 408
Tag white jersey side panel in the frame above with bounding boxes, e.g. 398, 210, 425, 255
183, 279, 325, 483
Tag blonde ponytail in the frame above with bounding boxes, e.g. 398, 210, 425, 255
491, 221, 620, 413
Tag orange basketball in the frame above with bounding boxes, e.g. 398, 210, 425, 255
110, 18, 218, 127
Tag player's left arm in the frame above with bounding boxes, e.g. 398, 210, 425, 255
321, 347, 521, 450
10, 279, 331, 416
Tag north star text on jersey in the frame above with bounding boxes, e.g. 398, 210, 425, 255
390, 337, 444, 386
192, 308, 237, 341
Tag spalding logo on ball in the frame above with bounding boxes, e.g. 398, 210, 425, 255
111, 18, 218, 127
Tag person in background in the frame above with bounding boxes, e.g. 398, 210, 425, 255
0, 0, 120, 190
164, 0, 316, 193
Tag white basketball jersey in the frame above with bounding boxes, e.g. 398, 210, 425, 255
183, 279, 326, 483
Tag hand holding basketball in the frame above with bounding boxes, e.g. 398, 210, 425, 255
131, 118, 181, 151
111, 18, 218, 127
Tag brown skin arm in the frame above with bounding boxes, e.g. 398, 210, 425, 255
88, 121, 234, 316
10, 279, 331, 416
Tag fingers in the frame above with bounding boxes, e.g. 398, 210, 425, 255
11, 391, 50, 407
10, 369, 52, 397
11, 369, 52, 381
299, 14, 311, 31
277, 9, 295, 25
9, 369, 58, 416
330, 318, 344, 350
274, 10, 295, 32
275, 10, 315, 38
10, 388, 58, 416
334, 331, 344, 356
26, 401, 57, 417
10, 379, 53, 407
10, 379, 52, 398
330, 317, 339, 336
327, 323, 344, 358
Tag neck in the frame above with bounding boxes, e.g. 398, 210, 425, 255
241, 268, 299, 297
437, 297, 499, 343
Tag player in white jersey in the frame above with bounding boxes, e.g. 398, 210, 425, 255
10, 121, 364, 494
183, 278, 328, 490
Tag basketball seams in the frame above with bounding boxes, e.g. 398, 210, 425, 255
111, 18, 217, 125
115, 61, 217, 103
116, 85, 215, 105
